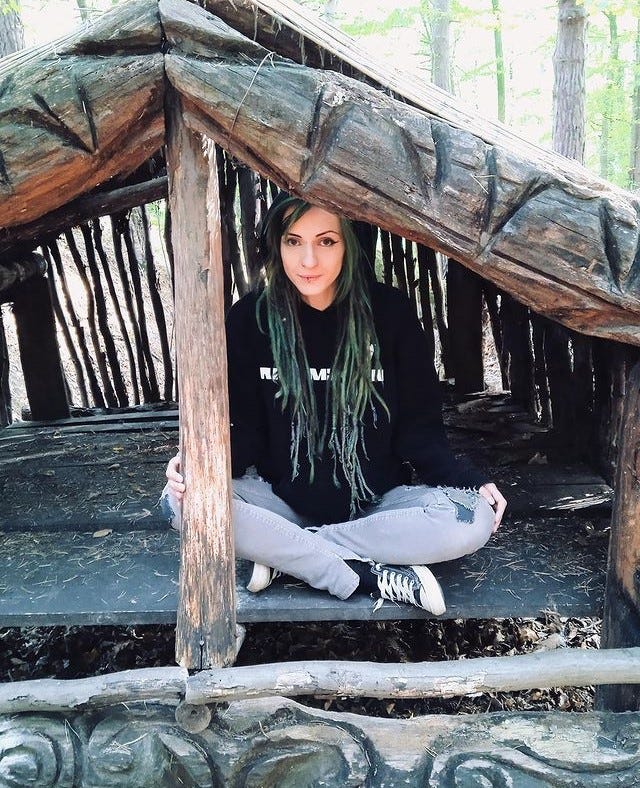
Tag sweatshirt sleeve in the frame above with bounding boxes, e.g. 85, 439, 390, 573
225, 297, 268, 478
391, 294, 488, 489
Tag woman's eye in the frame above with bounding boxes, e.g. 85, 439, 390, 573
284, 237, 299, 246
319, 237, 337, 246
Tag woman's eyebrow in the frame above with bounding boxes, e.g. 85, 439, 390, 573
283, 229, 340, 238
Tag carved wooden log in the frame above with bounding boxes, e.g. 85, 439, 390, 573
599, 358, 640, 711
167, 90, 237, 669
1, 698, 640, 786
162, 0, 640, 345
0, 177, 168, 255
0, 0, 164, 231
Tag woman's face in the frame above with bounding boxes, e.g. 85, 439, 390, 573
280, 206, 344, 311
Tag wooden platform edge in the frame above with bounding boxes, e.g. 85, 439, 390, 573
1, 693, 639, 785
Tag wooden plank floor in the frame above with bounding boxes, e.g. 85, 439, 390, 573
0, 395, 612, 625
0, 512, 608, 626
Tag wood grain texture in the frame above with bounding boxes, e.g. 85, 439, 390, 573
166, 90, 237, 670
186, 647, 640, 703
0, 0, 164, 230
163, 0, 640, 344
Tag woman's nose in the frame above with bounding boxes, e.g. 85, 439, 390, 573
300, 244, 317, 268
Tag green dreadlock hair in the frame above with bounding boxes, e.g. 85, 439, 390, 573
256, 194, 389, 517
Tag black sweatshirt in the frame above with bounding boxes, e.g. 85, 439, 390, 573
226, 282, 487, 524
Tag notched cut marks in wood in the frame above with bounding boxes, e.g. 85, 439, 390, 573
31, 92, 94, 154
429, 120, 450, 191
75, 76, 98, 151
0, 150, 11, 190
303, 87, 431, 210
483, 175, 551, 243
482, 146, 498, 232
396, 124, 432, 207
302, 82, 327, 167
606, 199, 640, 294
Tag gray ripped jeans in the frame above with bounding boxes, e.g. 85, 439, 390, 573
161, 469, 495, 601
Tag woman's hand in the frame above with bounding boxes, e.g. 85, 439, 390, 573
479, 482, 507, 533
165, 454, 186, 502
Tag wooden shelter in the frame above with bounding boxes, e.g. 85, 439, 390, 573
1, 0, 640, 783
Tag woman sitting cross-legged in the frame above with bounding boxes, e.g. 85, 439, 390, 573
162, 193, 507, 615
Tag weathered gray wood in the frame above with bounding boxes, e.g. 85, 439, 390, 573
12, 275, 70, 420
0, 668, 187, 713
161, 0, 640, 344
599, 358, 640, 712
0, 512, 607, 625
1, 698, 639, 785
0, 0, 164, 230
187, 647, 640, 703
167, 89, 236, 669
1, 647, 639, 714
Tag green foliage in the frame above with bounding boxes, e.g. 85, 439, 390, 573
342, 6, 421, 38
0, 0, 21, 14
583, 5, 636, 186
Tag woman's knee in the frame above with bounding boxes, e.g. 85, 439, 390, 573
467, 497, 495, 551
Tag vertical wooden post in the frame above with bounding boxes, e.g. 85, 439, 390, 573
597, 358, 640, 711
447, 259, 484, 393
12, 273, 70, 421
0, 309, 11, 426
167, 91, 237, 669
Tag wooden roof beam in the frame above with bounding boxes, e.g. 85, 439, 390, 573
163, 0, 640, 345
0, 0, 164, 231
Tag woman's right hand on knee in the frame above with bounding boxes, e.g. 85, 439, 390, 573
165, 454, 185, 502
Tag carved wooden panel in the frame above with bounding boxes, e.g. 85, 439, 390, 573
2, 699, 640, 786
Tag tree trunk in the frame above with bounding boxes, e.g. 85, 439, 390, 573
492, 0, 505, 123
550, 0, 589, 459
0, 2, 24, 58
428, 0, 451, 93
600, 12, 621, 180
630, 13, 640, 189
552, 0, 587, 162
320, 0, 339, 23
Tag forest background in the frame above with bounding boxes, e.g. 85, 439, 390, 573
2, 0, 640, 190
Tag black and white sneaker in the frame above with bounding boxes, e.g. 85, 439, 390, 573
370, 563, 446, 615
246, 563, 282, 593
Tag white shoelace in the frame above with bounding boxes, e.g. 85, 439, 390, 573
377, 569, 417, 606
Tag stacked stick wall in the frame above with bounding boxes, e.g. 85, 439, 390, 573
0, 150, 632, 484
